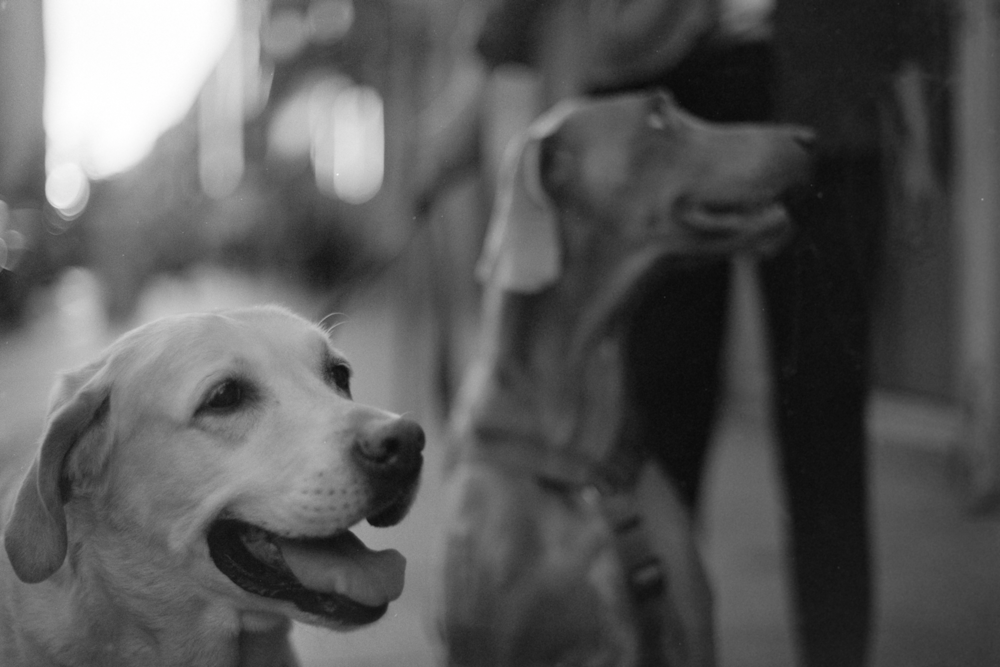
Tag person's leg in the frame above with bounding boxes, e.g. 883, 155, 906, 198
627, 264, 732, 509
760, 153, 884, 667
619, 41, 776, 509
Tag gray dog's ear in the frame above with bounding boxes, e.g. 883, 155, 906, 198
4, 361, 111, 583
476, 101, 579, 293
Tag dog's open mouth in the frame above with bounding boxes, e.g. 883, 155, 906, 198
207, 518, 406, 626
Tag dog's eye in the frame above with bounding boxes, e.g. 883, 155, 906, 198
325, 362, 352, 396
648, 107, 671, 130
647, 93, 676, 131
200, 379, 248, 413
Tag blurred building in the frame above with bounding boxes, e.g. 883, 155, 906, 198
75, 0, 434, 318
0, 0, 50, 326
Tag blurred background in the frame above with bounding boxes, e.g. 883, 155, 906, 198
0, 0, 998, 665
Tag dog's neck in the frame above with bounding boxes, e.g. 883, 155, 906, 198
455, 226, 662, 488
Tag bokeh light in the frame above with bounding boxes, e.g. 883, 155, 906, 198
269, 77, 384, 205
0, 201, 27, 272
45, 162, 91, 220
328, 85, 383, 204
44, 0, 238, 178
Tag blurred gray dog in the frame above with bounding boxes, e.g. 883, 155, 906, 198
440, 91, 813, 667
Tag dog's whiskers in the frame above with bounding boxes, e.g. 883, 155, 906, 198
318, 312, 349, 335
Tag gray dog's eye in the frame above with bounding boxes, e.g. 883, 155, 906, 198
647, 92, 676, 131
648, 110, 668, 130
200, 379, 248, 414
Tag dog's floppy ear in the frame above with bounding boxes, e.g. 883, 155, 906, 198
476, 101, 579, 293
4, 360, 111, 583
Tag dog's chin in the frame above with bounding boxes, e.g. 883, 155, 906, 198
206, 491, 418, 628
676, 196, 793, 255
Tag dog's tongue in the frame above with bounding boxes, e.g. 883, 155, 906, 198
277, 532, 406, 607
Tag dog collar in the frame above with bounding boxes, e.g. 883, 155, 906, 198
463, 439, 674, 661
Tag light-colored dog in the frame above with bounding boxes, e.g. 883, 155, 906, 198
440, 91, 813, 666
0, 305, 424, 666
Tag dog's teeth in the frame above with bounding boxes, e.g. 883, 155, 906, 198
242, 525, 268, 541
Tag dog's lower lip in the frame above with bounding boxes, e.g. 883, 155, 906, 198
696, 198, 775, 216
366, 478, 421, 528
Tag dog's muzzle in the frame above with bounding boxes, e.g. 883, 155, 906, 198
207, 416, 425, 627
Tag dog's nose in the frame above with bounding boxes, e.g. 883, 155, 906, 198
354, 416, 425, 477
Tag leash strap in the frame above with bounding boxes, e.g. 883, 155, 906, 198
602, 492, 687, 667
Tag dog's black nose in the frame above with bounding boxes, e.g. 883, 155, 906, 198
354, 416, 425, 477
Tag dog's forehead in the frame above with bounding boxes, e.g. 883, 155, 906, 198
553, 93, 667, 175
111, 307, 334, 388
566, 93, 653, 133
225, 306, 329, 348
563, 102, 635, 144
543, 93, 671, 207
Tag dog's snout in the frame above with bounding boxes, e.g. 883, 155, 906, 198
354, 417, 425, 476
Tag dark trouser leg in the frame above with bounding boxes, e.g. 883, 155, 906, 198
612, 40, 877, 664
627, 264, 732, 508
760, 153, 883, 667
